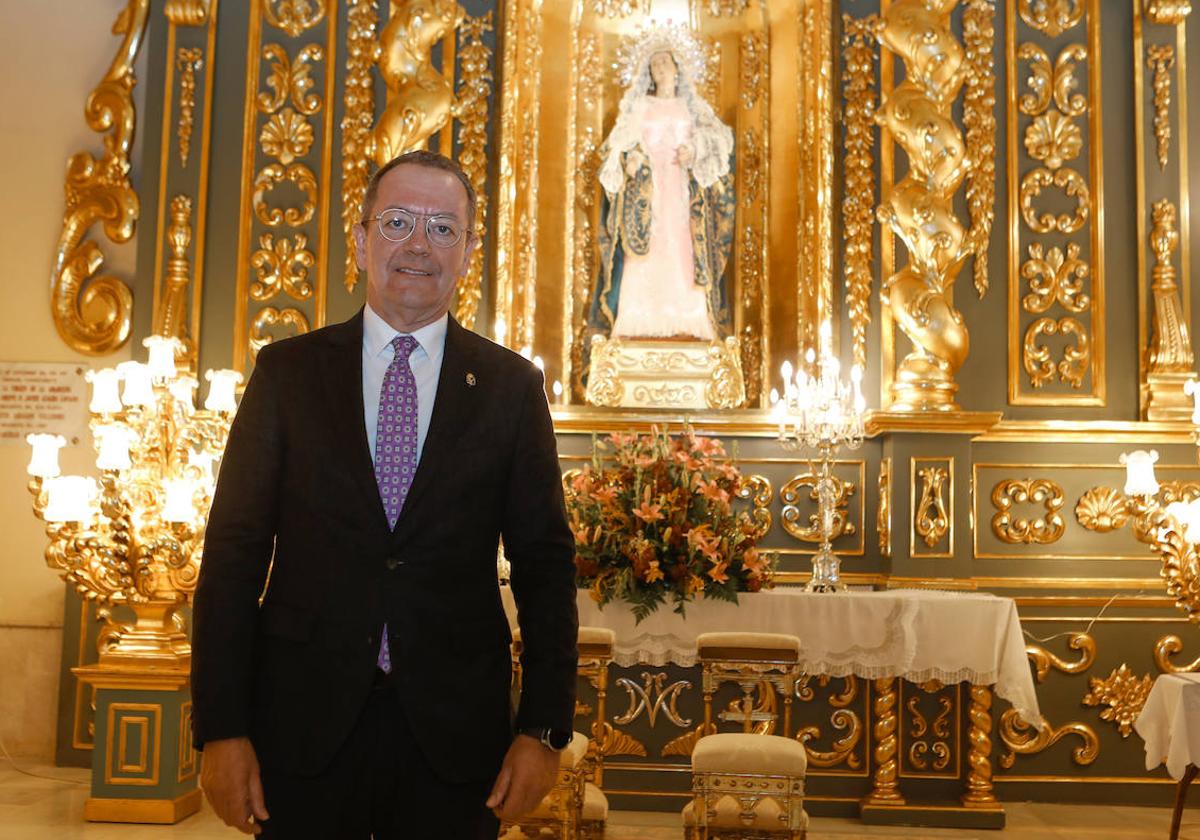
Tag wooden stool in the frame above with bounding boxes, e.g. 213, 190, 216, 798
697, 632, 803, 739
500, 731, 588, 839
682, 732, 809, 840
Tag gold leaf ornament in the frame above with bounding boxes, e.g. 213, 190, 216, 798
1024, 111, 1082, 170
1082, 665, 1154, 738
259, 108, 315, 164
1074, 487, 1129, 533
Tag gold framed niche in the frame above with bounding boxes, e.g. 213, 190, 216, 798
493, 0, 834, 411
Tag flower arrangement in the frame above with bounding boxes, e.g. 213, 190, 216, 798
565, 427, 776, 622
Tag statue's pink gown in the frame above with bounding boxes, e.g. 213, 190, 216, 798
611, 97, 715, 340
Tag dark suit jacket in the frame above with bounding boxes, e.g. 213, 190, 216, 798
191, 311, 578, 782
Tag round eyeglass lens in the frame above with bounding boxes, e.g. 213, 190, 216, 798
377, 209, 463, 247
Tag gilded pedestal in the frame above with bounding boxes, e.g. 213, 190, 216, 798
584, 336, 745, 410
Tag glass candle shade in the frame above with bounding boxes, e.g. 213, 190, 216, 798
26, 434, 66, 478
1121, 450, 1160, 497
94, 424, 136, 472
117, 362, 155, 408
43, 475, 97, 523
85, 369, 122, 414
144, 335, 182, 382
204, 369, 242, 413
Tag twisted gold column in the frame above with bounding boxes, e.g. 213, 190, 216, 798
864, 677, 905, 805
876, 0, 976, 411
962, 684, 1001, 808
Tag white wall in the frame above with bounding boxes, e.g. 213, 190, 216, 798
0, 0, 142, 756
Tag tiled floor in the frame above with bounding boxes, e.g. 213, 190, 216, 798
0, 761, 1196, 838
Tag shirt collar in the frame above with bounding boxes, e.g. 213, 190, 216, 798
363, 304, 449, 359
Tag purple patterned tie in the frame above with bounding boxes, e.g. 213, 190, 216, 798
374, 334, 419, 673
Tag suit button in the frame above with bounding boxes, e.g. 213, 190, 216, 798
367, 633, 376, 647
385, 555, 404, 570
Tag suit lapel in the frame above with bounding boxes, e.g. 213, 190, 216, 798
392, 316, 479, 542
318, 310, 391, 534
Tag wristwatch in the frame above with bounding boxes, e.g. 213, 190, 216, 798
519, 727, 572, 752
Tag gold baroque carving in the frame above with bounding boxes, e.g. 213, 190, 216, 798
998, 708, 1099, 767
1017, 42, 1089, 118
453, 13, 494, 330
369, 0, 463, 166
175, 48, 203, 168
1022, 316, 1090, 389
662, 723, 715, 758
739, 32, 766, 112
250, 233, 315, 301
797, 709, 863, 770
252, 163, 317, 227
1019, 168, 1090, 234
164, 0, 210, 26
1075, 486, 1130, 533
1026, 632, 1095, 682
259, 43, 323, 116
1155, 635, 1200, 674
1148, 520, 1200, 624
155, 195, 196, 361
249, 306, 309, 359
1147, 46, 1175, 170
1146, 0, 1193, 25
1024, 111, 1083, 170
339, 0, 377, 293
906, 684, 954, 773
1021, 243, 1090, 314
878, 458, 892, 558
1082, 665, 1154, 737
915, 467, 949, 550
589, 0, 649, 18
614, 672, 692, 729
593, 721, 648, 758
842, 14, 877, 371
259, 107, 315, 164
1019, 0, 1084, 39
1147, 199, 1195, 371
874, 0, 975, 411
51, 0, 148, 355
263, 0, 326, 38
781, 472, 856, 544
735, 474, 772, 540
963, 0, 996, 298
705, 0, 748, 16
990, 478, 1066, 545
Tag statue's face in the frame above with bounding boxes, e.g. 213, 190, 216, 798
649, 51, 678, 94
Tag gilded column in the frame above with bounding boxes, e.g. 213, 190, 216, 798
962, 684, 1000, 808
1145, 199, 1198, 419
875, 0, 977, 411
864, 677, 905, 806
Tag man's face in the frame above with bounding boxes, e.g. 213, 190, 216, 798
353, 164, 476, 331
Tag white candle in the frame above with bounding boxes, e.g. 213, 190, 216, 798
551, 380, 563, 403
1120, 449, 1160, 497
26, 434, 66, 478
162, 476, 197, 523
94, 424, 136, 472
44, 476, 96, 523
85, 369, 122, 414
144, 335, 182, 381
494, 317, 507, 345
117, 361, 155, 408
204, 369, 243, 413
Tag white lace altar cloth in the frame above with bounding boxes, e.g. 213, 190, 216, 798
1136, 673, 1200, 780
502, 587, 1041, 729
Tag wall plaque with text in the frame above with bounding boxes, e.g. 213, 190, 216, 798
0, 362, 88, 445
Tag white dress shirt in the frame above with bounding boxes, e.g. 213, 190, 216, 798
362, 304, 447, 465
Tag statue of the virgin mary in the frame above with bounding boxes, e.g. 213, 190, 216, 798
587, 26, 736, 342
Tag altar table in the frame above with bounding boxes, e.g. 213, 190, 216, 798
1136, 673, 1200, 840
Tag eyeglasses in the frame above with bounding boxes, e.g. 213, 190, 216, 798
364, 208, 466, 248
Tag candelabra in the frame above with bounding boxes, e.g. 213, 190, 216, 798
774, 322, 866, 591
1122, 449, 1200, 624
26, 336, 241, 667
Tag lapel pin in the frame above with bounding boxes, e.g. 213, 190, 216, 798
465, 372, 477, 387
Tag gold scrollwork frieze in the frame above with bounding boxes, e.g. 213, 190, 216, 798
1083, 665, 1154, 737
1023, 316, 1090, 389
263, 0, 326, 38
998, 708, 1099, 767
1026, 632, 1095, 682
453, 13, 494, 330
797, 708, 863, 771
250, 233, 314, 301
1020, 0, 1084, 37
1021, 243, 1090, 314
249, 306, 309, 359
252, 163, 317, 227
903, 681, 956, 776
588, 0, 649, 18
735, 474, 772, 540
841, 14, 877, 372
259, 43, 324, 115
990, 478, 1066, 545
51, 0, 149, 356
914, 466, 950, 552
1019, 168, 1090, 234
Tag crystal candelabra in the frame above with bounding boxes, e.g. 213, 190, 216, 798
26, 336, 241, 667
773, 322, 866, 591
1121, 449, 1200, 624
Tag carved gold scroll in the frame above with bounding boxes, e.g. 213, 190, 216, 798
51, 0, 149, 355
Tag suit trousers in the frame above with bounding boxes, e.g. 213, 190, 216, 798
258, 670, 500, 839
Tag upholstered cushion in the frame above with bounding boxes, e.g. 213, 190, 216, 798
692, 733, 808, 776
582, 782, 608, 820
560, 731, 589, 769
682, 798, 810, 831
696, 631, 801, 661
578, 626, 616, 647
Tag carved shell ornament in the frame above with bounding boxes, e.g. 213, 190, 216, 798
1075, 486, 1128, 533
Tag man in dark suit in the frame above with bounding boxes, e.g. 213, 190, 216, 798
191, 150, 578, 838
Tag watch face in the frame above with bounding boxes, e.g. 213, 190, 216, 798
547, 729, 572, 750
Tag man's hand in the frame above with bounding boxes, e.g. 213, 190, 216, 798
486, 734, 560, 822
200, 736, 269, 835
